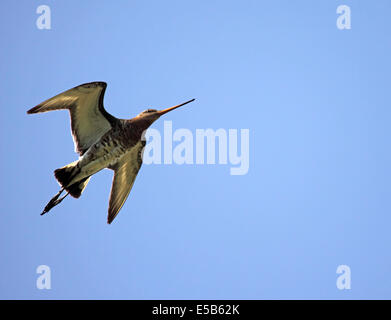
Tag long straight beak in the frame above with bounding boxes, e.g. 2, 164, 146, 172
158, 99, 195, 116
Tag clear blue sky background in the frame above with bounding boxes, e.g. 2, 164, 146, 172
1, 0, 390, 299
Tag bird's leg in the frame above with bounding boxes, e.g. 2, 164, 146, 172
41, 188, 69, 215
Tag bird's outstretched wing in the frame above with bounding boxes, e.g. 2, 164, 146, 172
27, 82, 118, 155
107, 140, 145, 224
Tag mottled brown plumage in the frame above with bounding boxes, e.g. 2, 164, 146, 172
27, 81, 194, 224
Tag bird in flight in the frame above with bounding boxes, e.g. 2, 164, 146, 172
27, 81, 194, 224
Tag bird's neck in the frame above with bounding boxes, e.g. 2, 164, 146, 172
126, 118, 153, 141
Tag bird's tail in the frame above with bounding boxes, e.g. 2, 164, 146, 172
40, 163, 91, 216
54, 162, 90, 198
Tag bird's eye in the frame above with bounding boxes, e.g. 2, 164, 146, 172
145, 109, 155, 113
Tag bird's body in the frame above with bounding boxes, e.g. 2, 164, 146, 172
27, 81, 194, 223
66, 120, 140, 186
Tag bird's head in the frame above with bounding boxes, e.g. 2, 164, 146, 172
134, 99, 195, 129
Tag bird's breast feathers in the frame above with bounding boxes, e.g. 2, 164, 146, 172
79, 131, 142, 173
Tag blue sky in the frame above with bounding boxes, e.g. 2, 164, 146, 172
1, 0, 390, 299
